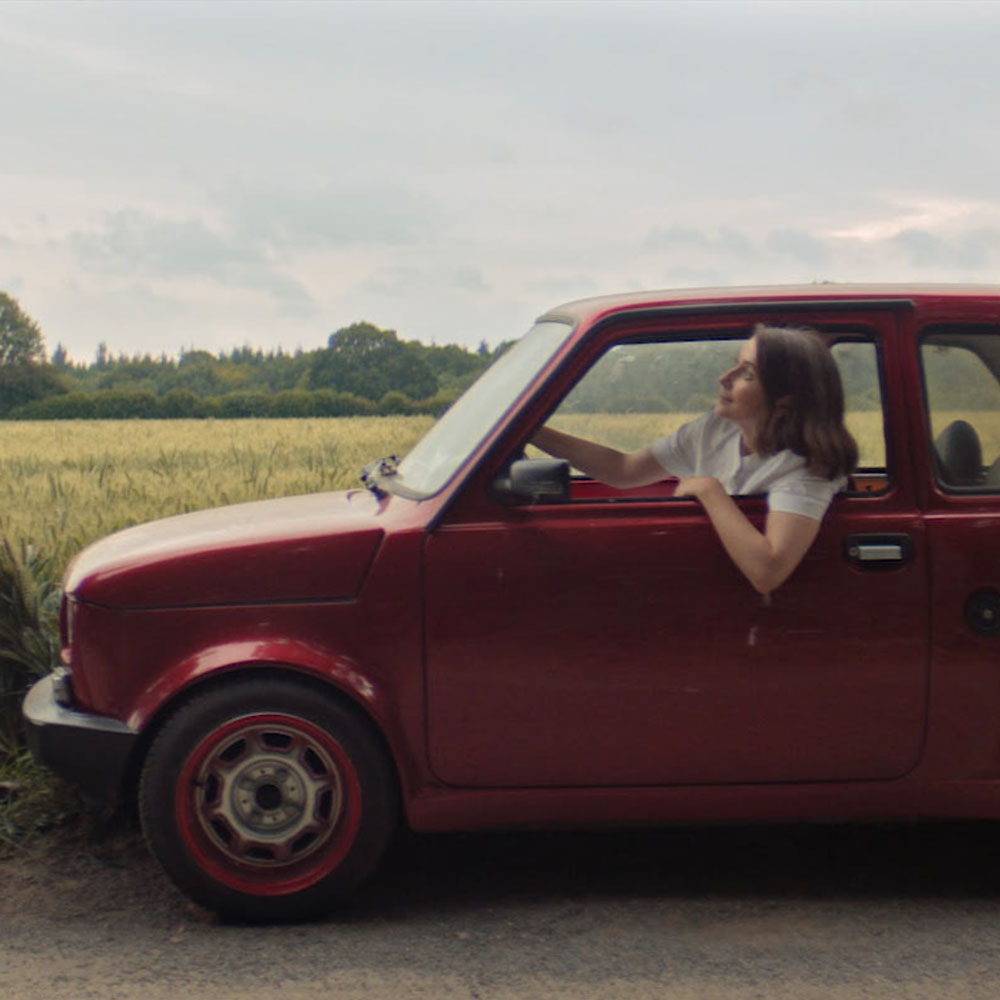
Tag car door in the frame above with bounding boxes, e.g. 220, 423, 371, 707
424, 307, 929, 788
918, 322, 1000, 778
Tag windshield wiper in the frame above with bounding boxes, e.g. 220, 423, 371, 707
360, 455, 399, 498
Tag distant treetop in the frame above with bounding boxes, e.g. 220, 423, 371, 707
0, 292, 45, 366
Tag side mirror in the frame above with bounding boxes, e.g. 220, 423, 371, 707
491, 458, 571, 506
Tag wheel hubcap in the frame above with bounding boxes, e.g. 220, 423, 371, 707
192, 720, 344, 868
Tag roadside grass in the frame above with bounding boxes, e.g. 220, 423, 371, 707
0, 743, 83, 858
0, 540, 77, 855
0, 539, 61, 746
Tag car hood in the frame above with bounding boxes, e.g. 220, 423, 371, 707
65, 489, 386, 609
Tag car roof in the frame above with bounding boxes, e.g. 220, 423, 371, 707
537, 283, 1000, 327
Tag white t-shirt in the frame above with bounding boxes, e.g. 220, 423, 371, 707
650, 412, 845, 521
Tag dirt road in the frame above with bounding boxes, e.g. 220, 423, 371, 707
4, 821, 1000, 999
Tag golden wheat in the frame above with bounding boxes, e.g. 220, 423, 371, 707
542, 411, 888, 468
0, 408, 922, 577
1, 418, 433, 569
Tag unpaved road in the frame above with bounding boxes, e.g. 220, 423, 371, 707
4, 820, 1000, 999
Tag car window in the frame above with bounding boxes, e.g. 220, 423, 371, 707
396, 319, 573, 496
830, 338, 888, 477
527, 332, 889, 497
538, 339, 738, 457
922, 327, 1000, 491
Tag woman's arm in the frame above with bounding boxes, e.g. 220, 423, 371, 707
676, 476, 821, 595
532, 425, 667, 489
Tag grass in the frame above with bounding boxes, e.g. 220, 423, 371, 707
0, 743, 83, 857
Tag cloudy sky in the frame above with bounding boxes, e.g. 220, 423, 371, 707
3, 0, 1000, 363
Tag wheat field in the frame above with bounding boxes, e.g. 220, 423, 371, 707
1, 417, 434, 570
543, 410, 888, 467
0, 409, 902, 577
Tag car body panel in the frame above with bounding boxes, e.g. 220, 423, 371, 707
424, 503, 929, 788
64, 489, 386, 608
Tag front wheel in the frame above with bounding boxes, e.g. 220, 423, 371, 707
139, 676, 397, 921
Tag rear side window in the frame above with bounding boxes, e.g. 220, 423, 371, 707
922, 327, 1000, 491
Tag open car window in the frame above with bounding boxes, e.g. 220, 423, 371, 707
525, 331, 889, 500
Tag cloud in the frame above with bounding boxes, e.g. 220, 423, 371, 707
451, 268, 488, 292
643, 226, 755, 257
359, 265, 424, 299
891, 227, 1000, 270
72, 210, 253, 277
525, 273, 599, 301
69, 209, 318, 313
643, 224, 834, 273
826, 199, 990, 242
223, 184, 436, 251
765, 229, 832, 267
1, 273, 25, 296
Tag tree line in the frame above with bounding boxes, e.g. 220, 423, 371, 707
3, 289, 988, 422
0, 292, 509, 419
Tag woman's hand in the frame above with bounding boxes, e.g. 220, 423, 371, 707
675, 476, 724, 501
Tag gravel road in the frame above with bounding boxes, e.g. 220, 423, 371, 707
4, 820, 1000, 999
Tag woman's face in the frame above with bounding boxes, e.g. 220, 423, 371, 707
715, 336, 768, 427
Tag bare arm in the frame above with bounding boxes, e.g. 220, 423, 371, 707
676, 476, 821, 595
532, 425, 667, 489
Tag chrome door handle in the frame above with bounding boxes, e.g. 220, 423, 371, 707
850, 543, 904, 562
844, 533, 913, 568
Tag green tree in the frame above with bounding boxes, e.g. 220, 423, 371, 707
0, 292, 45, 366
306, 322, 438, 401
0, 364, 68, 415
0, 293, 68, 415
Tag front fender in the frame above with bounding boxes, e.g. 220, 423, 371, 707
128, 637, 383, 733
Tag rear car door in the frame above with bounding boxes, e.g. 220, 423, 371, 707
919, 321, 1000, 778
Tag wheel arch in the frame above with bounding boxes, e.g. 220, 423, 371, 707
121, 660, 403, 820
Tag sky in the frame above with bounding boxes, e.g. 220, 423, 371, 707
3, 0, 1000, 363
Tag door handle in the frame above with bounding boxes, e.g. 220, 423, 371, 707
844, 533, 912, 568
852, 543, 904, 561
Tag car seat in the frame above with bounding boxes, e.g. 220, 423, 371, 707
935, 419, 983, 486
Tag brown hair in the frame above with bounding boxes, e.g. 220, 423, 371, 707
751, 324, 858, 480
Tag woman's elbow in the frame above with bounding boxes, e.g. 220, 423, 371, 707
747, 573, 778, 597
746, 558, 797, 596
604, 470, 643, 489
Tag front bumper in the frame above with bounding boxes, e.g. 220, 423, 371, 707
23, 673, 139, 810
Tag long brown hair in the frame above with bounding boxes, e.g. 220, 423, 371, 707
752, 324, 858, 480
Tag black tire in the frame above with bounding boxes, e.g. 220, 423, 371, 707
139, 675, 397, 921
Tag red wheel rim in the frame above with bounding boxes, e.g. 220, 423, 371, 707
175, 713, 363, 897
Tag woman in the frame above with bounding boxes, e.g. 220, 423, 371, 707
532, 324, 858, 596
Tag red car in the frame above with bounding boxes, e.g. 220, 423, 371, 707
24, 284, 1000, 919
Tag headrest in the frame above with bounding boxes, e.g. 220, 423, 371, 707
935, 419, 982, 486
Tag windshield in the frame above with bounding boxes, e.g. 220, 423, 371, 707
394, 319, 574, 497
